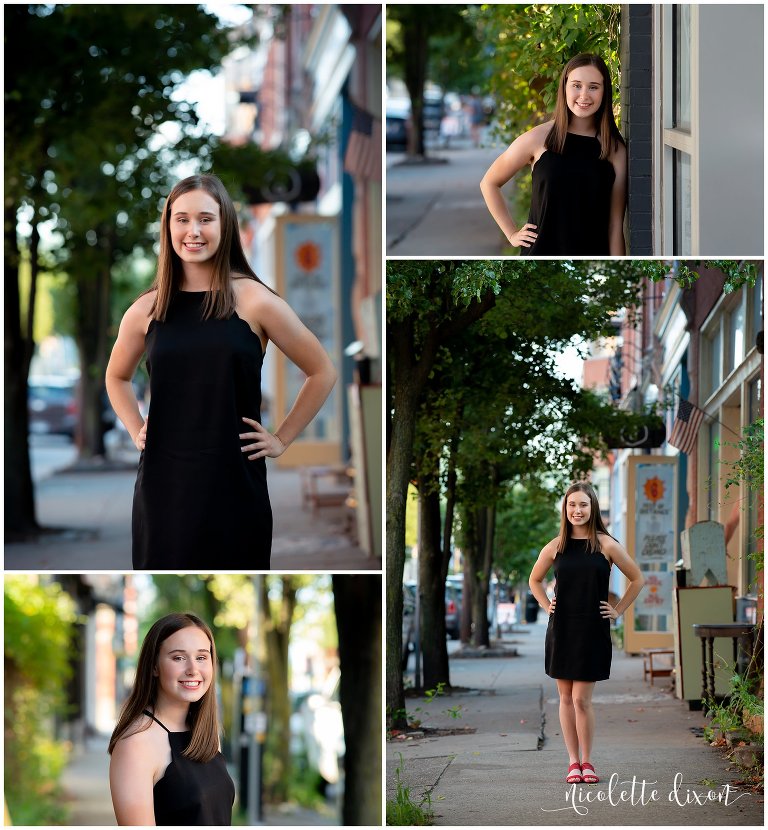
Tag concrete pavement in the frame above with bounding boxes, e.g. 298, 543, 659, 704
4, 462, 379, 572
388, 619, 763, 825
386, 137, 509, 257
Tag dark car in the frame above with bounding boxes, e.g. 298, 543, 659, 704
444, 581, 462, 639
28, 377, 78, 437
386, 112, 408, 151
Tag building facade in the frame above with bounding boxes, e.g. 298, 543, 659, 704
221, 5, 382, 557
588, 267, 763, 646
622, 4, 763, 255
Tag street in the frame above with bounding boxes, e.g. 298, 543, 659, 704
388, 618, 763, 826
5, 460, 379, 571
386, 136, 509, 256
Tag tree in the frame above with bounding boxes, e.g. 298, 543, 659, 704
387, 260, 649, 721
479, 4, 621, 142
4, 577, 78, 825
332, 575, 382, 826
5, 4, 239, 534
476, 4, 620, 225
386, 6, 479, 156
387, 260, 758, 725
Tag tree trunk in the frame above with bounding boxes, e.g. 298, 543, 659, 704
417, 482, 450, 690
333, 575, 381, 826
5, 200, 39, 536
74, 248, 112, 459
403, 17, 427, 157
460, 508, 476, 643
386, 320, 438, 727
260, 576, 296, 804
470, 504, 495, 647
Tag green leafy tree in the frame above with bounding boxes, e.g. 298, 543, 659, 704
387, 259, 756, 724
387, 6, 481, 156
476, 3, 620, 226
494, 480, 561, 608
5, 4, 242, 535
4, 577, 79, 825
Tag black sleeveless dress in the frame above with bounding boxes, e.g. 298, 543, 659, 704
132, 290, 272, 569
545, 537, 612, 681
144, 711, 235, 826
527, 132, 616, 255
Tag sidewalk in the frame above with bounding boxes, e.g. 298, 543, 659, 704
387, 619, 763, 825
4, 464, 379, 571
59, 735, 340, 826
386, 139, 507, 256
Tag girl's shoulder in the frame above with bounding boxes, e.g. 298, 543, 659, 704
542, 536, 560, 558
232, 274, 273, 302
526, 120, 554, 143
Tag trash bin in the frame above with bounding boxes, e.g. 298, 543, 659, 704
525, 592, 540, 623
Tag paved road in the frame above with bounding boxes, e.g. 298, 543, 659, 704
386, 137, 510, 257
388, 619, 763, 826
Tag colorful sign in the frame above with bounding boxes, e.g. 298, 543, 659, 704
635, 462, 676, 563
636, 570, 674, 617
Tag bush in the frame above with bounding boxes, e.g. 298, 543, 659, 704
4, 578, 78, 825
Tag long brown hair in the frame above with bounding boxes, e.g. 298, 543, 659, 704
556, 481, 617, 555
146, 174, 272, 322
544, 53, 625, 161
108, 613, 221, 763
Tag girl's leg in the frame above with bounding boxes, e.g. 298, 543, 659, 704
555, 678, 579, 764
572, 680, 596, 764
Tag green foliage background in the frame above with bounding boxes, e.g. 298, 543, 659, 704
475, 4, 620, 233
4, 578, 79, 825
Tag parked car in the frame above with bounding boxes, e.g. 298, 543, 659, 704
444, 581, 462, 639
386, 95, 410, 151
402, 579, 463, 658
28, 376, 78, 437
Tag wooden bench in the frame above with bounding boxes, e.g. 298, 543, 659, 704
641, 647, 675, 685
300, 465, 353, 514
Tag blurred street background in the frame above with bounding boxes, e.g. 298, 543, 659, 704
6, 3, 382, 567
4, 573, 381, 826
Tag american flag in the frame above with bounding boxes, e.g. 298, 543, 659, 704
344, 105, 382, 182
668, 399, 705, 454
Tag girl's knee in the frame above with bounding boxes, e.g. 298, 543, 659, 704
572, 696, 592, 712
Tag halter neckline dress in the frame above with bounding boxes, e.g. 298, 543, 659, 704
143, 710, 235, 826
132, 288, 272, 569
545, 536, 612, 681
527, 131, 616, 255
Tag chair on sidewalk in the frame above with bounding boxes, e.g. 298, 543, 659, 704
641, 647, 675, 685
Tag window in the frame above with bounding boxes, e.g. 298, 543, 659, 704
726, 292, 747, 376
708, 324, 722, 398
673, 150, 692, 254
673, 5, 691, 131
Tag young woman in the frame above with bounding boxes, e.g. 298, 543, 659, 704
528, 482, 644, 784
108, 613, 234, 825
105, 174, 337, 569
480, 53, 627, 255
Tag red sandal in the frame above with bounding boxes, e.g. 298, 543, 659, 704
566, 762, 583, 783
581, 762, 599, 783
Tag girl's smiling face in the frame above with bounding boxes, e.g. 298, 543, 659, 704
169, 189, 221, 266
566, 491, 592, 529
565, 65, 604, 121
154, 625, 213, 707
